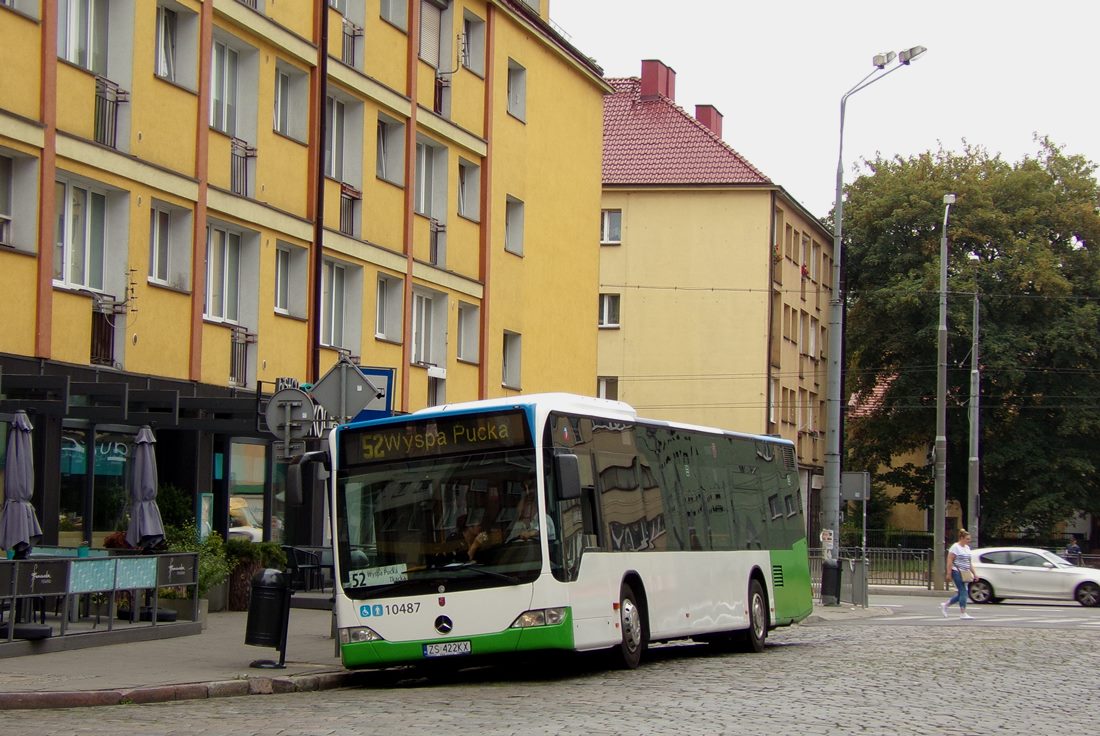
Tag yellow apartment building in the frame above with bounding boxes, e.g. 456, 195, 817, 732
598, 60, 833, 534
0, 0, 608, 549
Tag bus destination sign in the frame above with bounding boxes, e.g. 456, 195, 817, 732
342, 410, 530, 465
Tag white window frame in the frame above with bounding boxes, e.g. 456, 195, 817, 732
375, 273, 403, 341
597, 376, 618, 401
155, 4, 176, 81
325, 95, 346, 181
148, 205, 171, 285
274, 245, 290, 314
600, 209, 622, 244
58, 0, 109, 75
205, 225, 241, 322
419, 0, 442, 69
414, 141, 435, 215
502, 331, 521, 389
376, 114, 404, 184
458, 158, 480, 220
210, 39, 238, 136
380, 0, 407, 29
598, 293, 620, 328
0, 155, 11, 247
412, 291, 434, 365
461, 10, 485, 76
53, 179, 107, 291
506, 59, 526, 121
321, 259, 347, 347
457, 301, 479, 363
505, 195, 524, 255
273, 66, 290, 136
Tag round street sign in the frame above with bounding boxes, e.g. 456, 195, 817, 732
264, 387, 316, 440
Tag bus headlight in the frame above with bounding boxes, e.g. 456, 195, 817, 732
340, 626, 383, 644
510, 607, 568, 628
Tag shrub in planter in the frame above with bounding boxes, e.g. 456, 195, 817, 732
225, 539, 288, 611
164, 522, 230, 599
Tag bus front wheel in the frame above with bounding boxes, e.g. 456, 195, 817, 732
739, 579, 767, 653
615, 582, 647, 669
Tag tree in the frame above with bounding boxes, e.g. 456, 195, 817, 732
838, 139, 1100, 538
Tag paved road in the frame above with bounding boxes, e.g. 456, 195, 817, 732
3, 612, 1095, 735
863, 594, 1100, 630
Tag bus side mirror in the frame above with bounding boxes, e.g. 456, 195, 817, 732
287, 450, 331, 505
554, 453, 581, 500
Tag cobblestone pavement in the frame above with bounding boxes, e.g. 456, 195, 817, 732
4, 621, 1095, 734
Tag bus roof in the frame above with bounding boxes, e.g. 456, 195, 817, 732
383, 393, 794, 449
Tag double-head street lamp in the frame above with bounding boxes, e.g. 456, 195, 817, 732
823, 46, 926, 571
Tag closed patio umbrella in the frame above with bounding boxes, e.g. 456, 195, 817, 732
125, 426, 165, 551
0, 410, 42, 559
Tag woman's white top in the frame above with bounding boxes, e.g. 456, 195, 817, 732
949, 542, 973, 571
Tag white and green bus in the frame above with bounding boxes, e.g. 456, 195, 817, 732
320, 393, 812, 670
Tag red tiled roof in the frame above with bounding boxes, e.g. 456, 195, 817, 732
603, 77, 772, 186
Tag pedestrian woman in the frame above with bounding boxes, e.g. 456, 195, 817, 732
941, 529, 976, 619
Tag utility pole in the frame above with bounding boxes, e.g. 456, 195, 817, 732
968, 291, 980, 545
933, 193, 954, 591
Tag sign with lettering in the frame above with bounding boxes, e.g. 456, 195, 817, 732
341, 410, 531, 466
14, 560, 69, 596
157, 554, 197, 586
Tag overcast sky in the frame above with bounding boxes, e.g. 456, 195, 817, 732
549, 0, 1099, 219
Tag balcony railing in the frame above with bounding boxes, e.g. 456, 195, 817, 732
433, 75, 449, 115
230, 138, 256, 197
341, 18, 362, 67
236, 0, 258, 9
90, 297, 125, 367
229, 325, 256, 388
340, 183, 361, 237
94, 77, 128, 149
429, 219, 446, 266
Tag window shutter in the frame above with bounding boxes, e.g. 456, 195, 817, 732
419, 0, 442, 68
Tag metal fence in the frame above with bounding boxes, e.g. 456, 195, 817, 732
810, 547, 1100, 593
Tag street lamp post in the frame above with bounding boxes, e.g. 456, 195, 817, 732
823, 46, 926, 575
933, 193, 955, 590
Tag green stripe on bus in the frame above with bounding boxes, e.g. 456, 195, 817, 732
770, 539, 814, 624
341, 613, 575, 668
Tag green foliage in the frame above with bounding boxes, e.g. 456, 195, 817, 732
165, 522, 230, 598
156, 483, 195, 529
225, 538, 287, 572
839, 138, 1100, 537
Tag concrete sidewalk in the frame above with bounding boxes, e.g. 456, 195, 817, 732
0, 606, 364, 710
0, 588, 920, 711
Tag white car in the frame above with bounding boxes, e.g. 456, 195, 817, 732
968, 546, 1100, 607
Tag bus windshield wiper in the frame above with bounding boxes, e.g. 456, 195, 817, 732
427, 562, 519, 584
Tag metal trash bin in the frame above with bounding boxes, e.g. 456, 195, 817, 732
820, 558, 842, 606
245, 568, 293, 668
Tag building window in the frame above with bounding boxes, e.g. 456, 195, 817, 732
505, 195, 524, 255
598, 293, 620, 328
414, 142, 432, 215
457, 301, 479, 362
412, 291, 433, 364
502, 331, 521, 389
325, 95, 345, 180
148, 206, 171, 284
458, 158, 480, 220
205, 226, 240, 322
0, 155, 10, 246
461, 10, 485, 76
321, 260, 346, 347
155, 5, 176, 81
58, 0, 109, 75
210, 40, 238, 136
380, 0, 407, 29
507, 59, 526, 120
769, 378, 779, 426
376, 114, 404, 184
273, 241, 307, 318
419, 0, 443, 68
597, 377, 618, 401
600, 209, 621, 244
327, 0, 346, 12
53, 180, 106, 290
273, 62, 307, 141
375, 274, 402, 341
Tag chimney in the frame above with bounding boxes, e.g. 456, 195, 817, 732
640, 59, 675, 101
695, 104, 723, 139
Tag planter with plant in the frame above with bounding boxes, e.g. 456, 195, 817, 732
161, 522, 230, 623
225, 539, 288, 611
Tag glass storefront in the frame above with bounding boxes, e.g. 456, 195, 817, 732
58, 427, 135, 546
228, 439, 284, 544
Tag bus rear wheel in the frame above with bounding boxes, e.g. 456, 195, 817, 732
739, 579, 767, 653
614, 582, 646, 669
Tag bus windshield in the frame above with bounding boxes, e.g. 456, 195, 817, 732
335, 410, 545, 598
